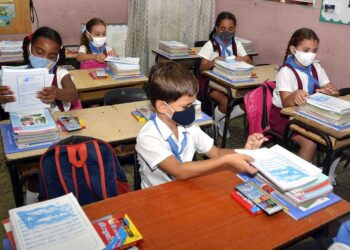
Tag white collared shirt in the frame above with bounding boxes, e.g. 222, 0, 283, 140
198, 39, 247, 61
135, 115, 214, 189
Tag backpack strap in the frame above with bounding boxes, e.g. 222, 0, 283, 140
282, 64, 303, 90
93, 141, 108, 199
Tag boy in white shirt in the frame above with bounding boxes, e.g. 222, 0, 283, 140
136, 61, 267, 189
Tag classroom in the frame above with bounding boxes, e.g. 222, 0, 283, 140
0, 0, 350, 249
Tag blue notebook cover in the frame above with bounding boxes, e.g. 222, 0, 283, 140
0, 123, 55, 154
237, 173, 341, 220
209, 70, 254, 84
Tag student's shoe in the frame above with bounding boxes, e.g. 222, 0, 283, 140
215, 107, 230, 138
24, 190, 39, 205
230, 105, 245, 119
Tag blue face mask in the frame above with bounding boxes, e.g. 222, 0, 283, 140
165, 102, 196, 126
29, 54, 58, 72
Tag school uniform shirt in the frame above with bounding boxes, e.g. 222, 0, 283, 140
272, 61, 330, 108
135, 115, 214, 189
78, 45, 113, 54
198, 39, 247, 61
51, 67, 72, 112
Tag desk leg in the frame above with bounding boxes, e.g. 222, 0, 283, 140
221, 86, 235, 148
9, 163, 23, 207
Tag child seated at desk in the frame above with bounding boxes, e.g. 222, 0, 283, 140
135, 61, 267, 189
1, 26, 80, 112
77, 17, 117, 69
198, 11, 252, 137
271, 28, 338, 162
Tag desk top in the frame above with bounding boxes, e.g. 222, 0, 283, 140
83, 170, 350, 250
281, 95, 350, 139
70, 69, 148, 92
203, 64, 278, 90
3, 101, 212, 162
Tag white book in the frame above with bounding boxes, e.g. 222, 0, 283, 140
307, 93, 350, 115
1, 68, 54, 113
104, 56, 140, 65
159, 40, 188, 48
9, 193, 105, 250
235, 145, 322, 191
215, 57, 254, 72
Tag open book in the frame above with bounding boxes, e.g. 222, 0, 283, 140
236, 145, 322, 191
8, 193, 105, 250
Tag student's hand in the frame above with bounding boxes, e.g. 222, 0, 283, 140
37, 86, 58, 104
235, 56, 244, 62
212, 56, 225, 68
0, 85, 15, 104
293, 90, 309, 106
108, 49, 118, 57
244, 133, 268, 150
225, 153, 258, 175
316, 85, 339, 96
94, 53, 106, 62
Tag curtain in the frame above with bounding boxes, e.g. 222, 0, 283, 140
126, 0, 215, 74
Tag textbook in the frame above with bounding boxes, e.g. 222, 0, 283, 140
1, 68, 54, 113
8, 193, 105, 250
105, 56, 139, 65
159, 41, 189, 56
237, 173, 341, 220
235, 145, 322, 191
209, 70, 254, 85
306, 93, 350, 115
92, 214, 143, 249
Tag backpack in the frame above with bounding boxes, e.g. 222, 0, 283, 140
39, 136, 129, 205
244, 64, 318, 135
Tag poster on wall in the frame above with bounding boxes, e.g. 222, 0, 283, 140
320, 0, 350, 25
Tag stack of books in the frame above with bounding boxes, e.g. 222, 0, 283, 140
297, 93, 350, 130
159, 41, 189, 57
235, 37, 253, 53
0, 41, 23, 62
236, 145, 339, 220
4, 193, 105, 250
106, 56, 141, 77
9, 109, 60, 149
213, 56, 254, 81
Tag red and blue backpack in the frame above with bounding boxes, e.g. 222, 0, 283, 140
39, 136, 129, 205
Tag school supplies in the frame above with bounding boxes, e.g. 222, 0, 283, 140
58, 114, 82, 132
92, 214, 143, 249
235, 181, 283, 215
230, 190, 262, 216
8, 193, 105, 250
159, 41, 189, 56
237, 172, 341, 220
107, 60, 140, 77
0, 41, 23, 62
236, 145, 322, 191
214, 56, 254, 80
1, 68, 54, 113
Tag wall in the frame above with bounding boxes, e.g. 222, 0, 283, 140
216, 0, 350, 88
0, 0, 128, 45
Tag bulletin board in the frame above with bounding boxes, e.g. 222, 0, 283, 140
320, 0, 350, 25
80, 24, 128, 57
0, 0, 31, 34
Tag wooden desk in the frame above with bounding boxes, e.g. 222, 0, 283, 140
203, 65, 278, 147
83, 170, 350, 249
281, 95, 350, 174
70, 69, 148, 104
1, 101, 213, 206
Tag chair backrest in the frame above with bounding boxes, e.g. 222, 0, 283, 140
339, 88, 350, 96
104, 87, 148, 106
133, 152, 142, 190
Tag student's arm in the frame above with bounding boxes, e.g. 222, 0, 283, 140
158, 151, 257, 180
317, 83, 339, 96
107, 49, 118, 57
76, 52, 105, 62
199, 58, 214, 72
37, 74, 78, 104
280, 90, 309, 107
0, 86, 15, 104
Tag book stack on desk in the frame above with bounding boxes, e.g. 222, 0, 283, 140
0, 41, 23, 62
213, 57, 254, 81
297, 93, 350, 130
159, 41, 189, 56
106, 56, 141, 77
236, 145, 338, 220
9, 109, 60, 149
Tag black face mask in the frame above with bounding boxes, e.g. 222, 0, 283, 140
165, 102, 196, 126
218, 31, 234, 42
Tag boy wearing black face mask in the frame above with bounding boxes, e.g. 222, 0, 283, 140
135, 62, 267, 189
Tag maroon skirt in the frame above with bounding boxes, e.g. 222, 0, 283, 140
269, 105, 290, 136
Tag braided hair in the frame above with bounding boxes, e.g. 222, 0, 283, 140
283, 28, 319, 64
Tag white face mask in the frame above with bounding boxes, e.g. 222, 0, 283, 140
86, 30, 106, 48
294, 49, 317, 67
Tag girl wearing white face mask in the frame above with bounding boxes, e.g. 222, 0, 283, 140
271, 28, 339, 162
77, 17, 117, 69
